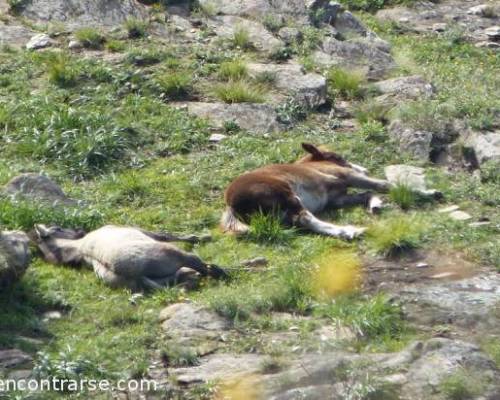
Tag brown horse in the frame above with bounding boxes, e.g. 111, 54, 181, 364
222, 143, 401, 239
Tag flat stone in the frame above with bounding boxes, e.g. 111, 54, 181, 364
26, 33, 52, 50
384, 165, 428, 192
468, 4, 495, 17
0, 22, 36, 48
160, 303, 229, 344
438, 205, 460, 213
247, 62, 326, 108
372, 75, 434, 101
209, 133, 227, 143
171, 353, 265, 384
448, 210, 472, 221
182, 102, 283, 134
241, 257, 269, 268
485, 26, 500, 39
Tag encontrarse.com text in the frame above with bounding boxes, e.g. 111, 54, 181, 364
0, 378, 158, 392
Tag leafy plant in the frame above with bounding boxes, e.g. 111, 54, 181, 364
46, 54, 80, 88
155, 72, 193, 99
439, 369, 484, 400
276, 98, 307, 125
125, 17, 149, 39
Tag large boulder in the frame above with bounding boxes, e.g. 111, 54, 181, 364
373, 75, 434, 103
3, 173, 75, 206
20, 0, 148, 28
389, 120, 433, 160
0, 231, 30, 288
0, 21, 36, 48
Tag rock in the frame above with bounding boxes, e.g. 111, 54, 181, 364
247, 62, 327, 108
475, 40, 500, 48
25, 33, 52, 50
169, 14, 192, 32
171, 353, 265, 384
448, 210, 472, 221
372, 75, 434, 102
334, 10, 367, 38
0, 231, 30, 288
0, 349, 32, 369
0, 22, 36, 48
277, 27, 302, 44
315, 37, 396, 80
438, 205, 460, 213
42, 311, 63, 321
432, 22, 447, 32
160, 303, 229, 344
463, 131, 500, 166
468, 221, 491, 227
384, 165, 435, 194
20, 0, 148, 28
182, 102, 283, 134
3, 173, 75, 205
68, 39, 82, 49
198, 0, 272, 18
388, 120, 433, 160
468, 4, 496, 17
208, 16, 283, 53
484, 25, 500, 40
209, 133, 227, 143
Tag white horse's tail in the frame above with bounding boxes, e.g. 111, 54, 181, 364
220, 207, 249, 235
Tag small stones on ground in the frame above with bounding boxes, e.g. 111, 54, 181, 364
416, 262, 429, 269
68, 39, 82, 49
484, 26, 500, 40
26, 33, 52, 50
468, 4, 496, 17
429, 271, 459, 279
0, 349, 32, 369
468, 221, 491, 228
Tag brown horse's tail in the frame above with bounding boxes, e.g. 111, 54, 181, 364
220, 207, 249, 235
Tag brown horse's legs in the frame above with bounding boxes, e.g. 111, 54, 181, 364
330, 192, 383, 214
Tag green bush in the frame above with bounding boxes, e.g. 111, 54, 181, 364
46, 54, 80, 88
125, 18, 148, 39
389, 184, 417, 210
248, 212, 296, 244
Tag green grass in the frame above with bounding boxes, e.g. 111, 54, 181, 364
46, 53, 80, 88
74, 28, 105, 50
212, 80, 266, 103
327, 67, 365, 100
367, 214, 425, 256
105, 40, 126, 53
217, 59, 248, 81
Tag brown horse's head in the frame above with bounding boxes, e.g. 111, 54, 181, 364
298, 143, 368, 174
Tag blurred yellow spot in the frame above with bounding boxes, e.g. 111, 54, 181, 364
311, 250, 361, 298
215, 374, 263, 400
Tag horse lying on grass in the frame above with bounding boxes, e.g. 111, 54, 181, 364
33, 225, 227, 290
222, 143, 439, 240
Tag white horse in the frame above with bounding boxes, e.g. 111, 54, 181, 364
33, 225, 227, 290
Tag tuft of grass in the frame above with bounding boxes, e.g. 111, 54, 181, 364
354, 98, 390, 124
232, 27, 252, 50
46, 54, 80, 88
439, 369, 484, 400
74, 28, 105, 50
105, 40, 126, 53
367, 214, 425, 256
212, 80, 265, 103
160, 344, 199, 367
389, 184, 417, 210
155, 71, 193, 100
316, 293, 405, 341
217, 59, 248, 81
253, 71, 277, 86
248, 212, 296, 244
262, 15, 285, 33
125, 17, 148, 39
327, 67, 365, 100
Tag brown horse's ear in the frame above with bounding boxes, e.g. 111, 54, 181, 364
301, 143, 324, 159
